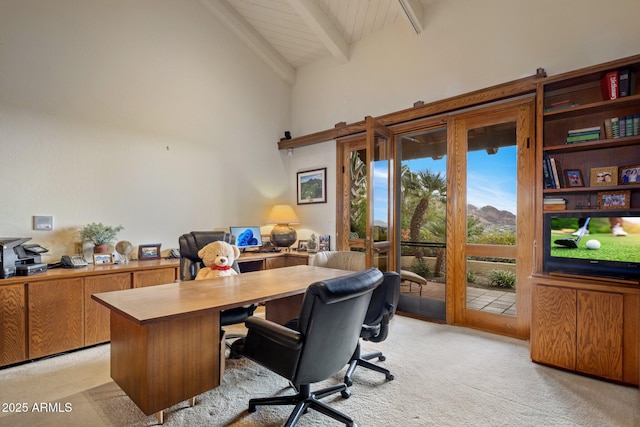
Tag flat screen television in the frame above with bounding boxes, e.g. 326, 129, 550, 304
543, 211, 640, 281
229, 226, 263, 251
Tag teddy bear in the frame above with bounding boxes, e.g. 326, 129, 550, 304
195, 240, 241, 280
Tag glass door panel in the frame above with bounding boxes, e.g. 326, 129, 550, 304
366, 116, 393, 272
465, 123, 518, 317
397, 126, 448, 322
450, 96, 534, 337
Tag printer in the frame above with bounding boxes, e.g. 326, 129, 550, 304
0, 238, 48, 278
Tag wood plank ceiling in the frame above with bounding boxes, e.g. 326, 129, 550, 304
201, 0, 438, 84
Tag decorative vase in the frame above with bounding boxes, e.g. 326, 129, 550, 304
93, 244, 110, 254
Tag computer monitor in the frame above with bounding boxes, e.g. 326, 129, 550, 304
229, 226, 263, 251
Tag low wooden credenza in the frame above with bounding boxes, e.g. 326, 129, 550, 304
0, 250, 312, 368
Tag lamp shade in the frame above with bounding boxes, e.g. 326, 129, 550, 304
266, 204, 300, 225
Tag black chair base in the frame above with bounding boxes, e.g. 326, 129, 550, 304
248, 383, 354, 427
344, 345, 394, 387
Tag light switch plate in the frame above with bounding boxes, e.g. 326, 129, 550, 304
33, 215, 54, 231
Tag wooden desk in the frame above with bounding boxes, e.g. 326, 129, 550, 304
92, 265, 353, 419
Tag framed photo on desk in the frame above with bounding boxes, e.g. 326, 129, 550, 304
139, 243, 161, 260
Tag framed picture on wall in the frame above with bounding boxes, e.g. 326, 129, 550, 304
297, 168, 327, 204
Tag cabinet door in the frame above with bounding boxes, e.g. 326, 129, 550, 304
85, 273, 130, 345
285, 255, 310, 267
0, 284, 26, 366
265, 257, 286, 270
530, 284, 576, 370
132, 267, 176, 288
577, 290, 623, 381
29, 278, 84, 359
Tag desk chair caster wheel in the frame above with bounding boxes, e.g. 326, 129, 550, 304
340, 388, 351, 399
378, 355, 386, 361
386, 373, 394, 381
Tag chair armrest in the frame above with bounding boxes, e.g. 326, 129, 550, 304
245, 316, 303, 350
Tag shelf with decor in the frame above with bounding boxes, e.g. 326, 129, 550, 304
541, 56, 640, 212
533, 54, 640, 387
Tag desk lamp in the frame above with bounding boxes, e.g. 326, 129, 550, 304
266, 204, 299, 250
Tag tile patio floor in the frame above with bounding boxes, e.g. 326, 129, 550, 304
401, 279, 516, 316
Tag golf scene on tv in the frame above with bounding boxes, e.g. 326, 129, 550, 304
550, 216, 640, 263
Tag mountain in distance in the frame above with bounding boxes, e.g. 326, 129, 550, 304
467, 204, 516, 231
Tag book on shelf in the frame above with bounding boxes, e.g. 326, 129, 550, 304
543, 103, 579, 112
612, 117, 620, 138
543, 197, 566, 204
618, 68, 635, 97
567, 126, 601, 135
549, 157, 563, 188
604, 119, 613, 139
601, 71, 619, 100
542, 154, 555, 189
543, 197, 567, 211
566, 133, 600, 143
543, 203, 567, 211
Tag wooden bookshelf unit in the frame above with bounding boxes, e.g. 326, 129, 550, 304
532, 54, 640, 386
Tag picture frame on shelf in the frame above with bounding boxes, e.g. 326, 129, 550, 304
597, 190, 630, 209
564, 169, 584, 187
619, 164, 640, 184
297, 167, 327, 205
589, 166, 618, 187
138, 243, 161, 260
93, 253, 113, 265
319, 235, 330, 251
297, 240, 308, 251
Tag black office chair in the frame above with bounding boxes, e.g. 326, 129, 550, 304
242, 268, 383, 427
178, 231, 257, 354
344, 271, 401, 387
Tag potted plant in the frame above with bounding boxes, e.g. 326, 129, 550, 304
79, 222, 124, 253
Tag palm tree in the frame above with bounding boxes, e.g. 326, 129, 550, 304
402, 170, 447, 257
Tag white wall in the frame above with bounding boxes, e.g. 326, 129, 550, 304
0, 0, 291, 260
288, 0, 640, 245
2, 0, 640, 260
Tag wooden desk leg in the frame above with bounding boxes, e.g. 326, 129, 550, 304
109, 310, 221, 416
265, 294, 304, 324
156, 411, 164, 425
190, 397, 196, 407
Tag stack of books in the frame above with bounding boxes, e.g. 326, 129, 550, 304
544, 99, 579, 112
566, 126, 601, 144
543, 197, 567, 211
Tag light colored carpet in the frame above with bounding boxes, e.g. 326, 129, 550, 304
1, 315, 639, 426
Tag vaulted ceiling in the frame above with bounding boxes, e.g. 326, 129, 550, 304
201, 0, 439, 84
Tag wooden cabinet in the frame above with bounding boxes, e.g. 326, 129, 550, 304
133, 267, 176, 288
85, 272, 130, 345
531, 278, 638, 385
0, 284, 26, 366
0, 260, 179, 366
28, 278, 84, 359
539, 54, 640, 212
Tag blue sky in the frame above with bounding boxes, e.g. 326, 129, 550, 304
403, 145, 517, 214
